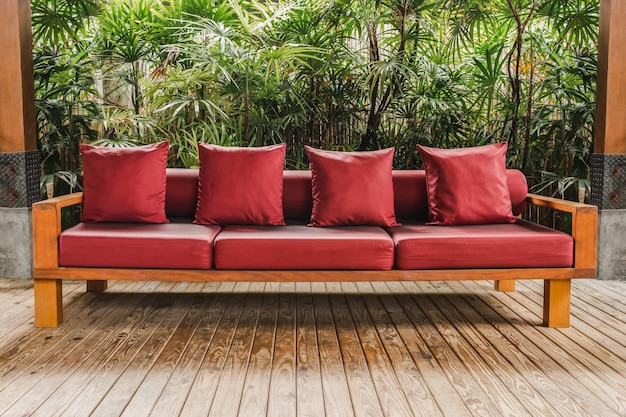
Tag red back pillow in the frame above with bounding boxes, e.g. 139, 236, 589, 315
418, 142, 516, 225
305, 146, 400, 227
81, 142, 169, 223
194, 143, 286, 225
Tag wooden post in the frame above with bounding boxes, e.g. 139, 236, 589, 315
592, 0, 626, 280
87, 280, 108, 292
0, 0, 37, 154
543, 279, 571, 328
34, 279, 63, 327
0, 0, 39, 278
594, 0, 626, 157
494, 280, 516, 292
32, 197, 64, 326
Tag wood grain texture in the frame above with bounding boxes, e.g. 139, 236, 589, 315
34, 267, 593, 282
177, 282, 248, 417
295, 282, 325, 417
267, 282, 297, 417
595, 0, 626, 154
494, 279, 516, 292
340, 282, 413, 417
146, 282, 225, 417
238, 282, 279, 417
405, 281, 522, 417
571, 206, 598, 270
3, 281, 178, 416
207, 282, 264, 417
426, 281, 565, 417
543, 279, 571, 327
118, 291, 214, 417
32, 202, 61, 270
33, 279, 63, 327
4, 279, 626, 416
370, 281, 471, 417
86, 280, 108, 292
0, 0, 37, 153
310, 282, 354, 417
0, 282, 100, 409
526, 193, 598, 272
349, 282, 433, 417
471, 280, 626, 416
326, 282, 385, 417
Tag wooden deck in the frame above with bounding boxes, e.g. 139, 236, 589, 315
1, 278, 625, 417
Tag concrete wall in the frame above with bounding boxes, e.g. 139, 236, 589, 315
598, 210, 626, 280
0, 208, 32, 279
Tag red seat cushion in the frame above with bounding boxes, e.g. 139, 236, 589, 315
59, 222, 221, 269
214, 225, 394, 270
388, 220, 573, 269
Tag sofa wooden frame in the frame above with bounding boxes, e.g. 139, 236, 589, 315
32, 192, 597, 328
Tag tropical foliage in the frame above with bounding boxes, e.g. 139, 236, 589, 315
32, 0, 599, 201
32, 0, 100, 197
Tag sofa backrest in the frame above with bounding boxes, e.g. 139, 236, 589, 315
165, 168, 528, 221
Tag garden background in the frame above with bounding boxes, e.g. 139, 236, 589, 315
32, 0, 598, 201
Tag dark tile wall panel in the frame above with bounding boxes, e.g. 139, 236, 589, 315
591, 153, 626, 210
0, 150, 40, 208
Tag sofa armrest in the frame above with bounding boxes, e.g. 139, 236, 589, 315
526, 193, 597, 272
32, 192, 84, 271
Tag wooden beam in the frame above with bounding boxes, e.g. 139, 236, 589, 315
0, 0, 37, 153
595, 0, 626, 154
87, 280, 108, 292
494, 280, 516, 292
543, 279, 571, 328
34, 279, 63, 327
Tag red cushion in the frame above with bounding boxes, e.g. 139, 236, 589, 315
161, 168, 527, 221
81, 142, 169, 223
305, 146, 399, 227
166, 168, 199, 218
283, 170, 313, 220
392, 170, 430, 221
388, 220, 573, 269
194, 144, 286, 225
59, 221, 221, 269
507, 170, 528, 216
214, 225, 394, 270
417, 143, 516, 225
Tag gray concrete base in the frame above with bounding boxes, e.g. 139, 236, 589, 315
598, 209, 626, 280
0, 207, 32, 279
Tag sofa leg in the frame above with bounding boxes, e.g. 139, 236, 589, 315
494, 280, 516, 292
34, 279, 63, 328
87, 280, 108, 292
543, 279, 571, 328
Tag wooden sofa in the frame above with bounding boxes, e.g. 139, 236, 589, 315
32, 169, 597, 328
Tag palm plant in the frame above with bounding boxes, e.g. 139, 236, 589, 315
433, 0, 597, 195
142, 0, 327, 167
94, 0, 164, 115
32, 0, 100, 198
31, 0, 99, 47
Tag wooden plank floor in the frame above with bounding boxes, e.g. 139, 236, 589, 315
1, 278, 626, 417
